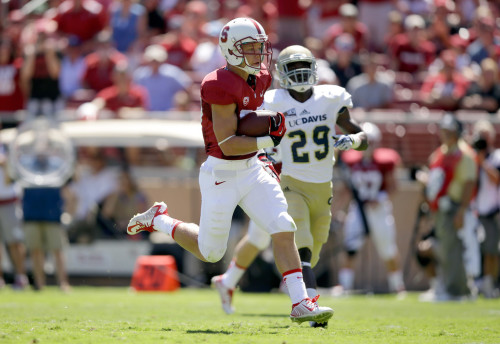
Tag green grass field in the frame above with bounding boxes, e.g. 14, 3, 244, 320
1, 287, 499, 344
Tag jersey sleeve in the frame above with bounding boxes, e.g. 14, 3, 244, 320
339, 88, 353, 109
201, 78, 237, 105
317, 85, 353, 113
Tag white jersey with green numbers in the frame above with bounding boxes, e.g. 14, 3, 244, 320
263, 84, 353, 183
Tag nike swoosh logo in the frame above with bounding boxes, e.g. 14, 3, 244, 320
215, 181, 226, 185
305, 304, 315, 311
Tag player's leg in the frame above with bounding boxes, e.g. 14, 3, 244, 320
434, 206, 470, 298
240, 169, 333, 324
24, 222, 45, 290
280, 176, 316, 296
306, 180, 334, 326
46, 223, 71, 292
212, 224, 269, 314
128, 201, 206, 260
3, 206, 28, 290
479, 213, 500, 298
128, 158, 239, 263
458, 209, 480, 298
337, 202, 365, 294
368, 200, 405, 294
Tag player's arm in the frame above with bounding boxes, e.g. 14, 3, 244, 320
334, 107, 368, 151
212, 103, 261, 156
213, 104, 285, 156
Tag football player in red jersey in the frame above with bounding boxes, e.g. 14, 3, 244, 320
211, 45, 368, 327
127, 18, 333, 325
334, 122, 406, 297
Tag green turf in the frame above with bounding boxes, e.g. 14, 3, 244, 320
0, 287, 499, 343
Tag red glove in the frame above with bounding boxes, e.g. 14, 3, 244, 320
269, 112, 286, 147
257, 153, 280, 182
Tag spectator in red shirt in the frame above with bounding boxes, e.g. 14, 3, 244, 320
52, 0, 105, 43
20, 23, 64, 121
95, 63, 148, 118
78, 61, 148, 120
420, 49, 469, 111
82, 31, 127, 94
389, 14, 436, 75
153, 16, 197, 70
78, 61, 147, 165
323, 3, 368, 54
0, 37, 25, 126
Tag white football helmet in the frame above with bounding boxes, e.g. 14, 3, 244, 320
219, 17, 272, 75
361, 122, 381, 143
276, 45, 318, 92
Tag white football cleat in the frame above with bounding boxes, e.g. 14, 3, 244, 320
127, 202, 168, 235
290, 295, 334, 324
211, 275, 235, 315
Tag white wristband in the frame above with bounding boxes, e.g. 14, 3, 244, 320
257, 136, 274, 149
349, 133, 362, 149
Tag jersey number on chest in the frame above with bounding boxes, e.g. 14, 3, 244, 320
288, 125, 330, 163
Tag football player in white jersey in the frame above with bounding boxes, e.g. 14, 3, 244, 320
211, 45, 367, 327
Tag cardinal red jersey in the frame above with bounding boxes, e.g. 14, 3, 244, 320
200, 66, 272, 160
96, 84, 148, 115
341, 148, 400, 201
426, 147, 463, 211
0, 58, 24, 111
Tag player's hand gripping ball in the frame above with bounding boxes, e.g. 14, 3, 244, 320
237, 110, 285, 138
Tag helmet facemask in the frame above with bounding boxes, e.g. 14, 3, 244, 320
277, 52, 318, 92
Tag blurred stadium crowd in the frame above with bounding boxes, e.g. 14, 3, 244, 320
0, 0, 499, 123
0, 0, 499, 298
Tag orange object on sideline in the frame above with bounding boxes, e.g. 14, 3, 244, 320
131, 255, 180, 292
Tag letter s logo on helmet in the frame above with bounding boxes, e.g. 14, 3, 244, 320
219, 17, 272, 75
220, 26, 229, 43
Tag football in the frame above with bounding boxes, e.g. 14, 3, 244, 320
236, 110, 277, 137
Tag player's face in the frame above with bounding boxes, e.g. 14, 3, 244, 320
285, 61, 312, 84
241, 42, 264, 67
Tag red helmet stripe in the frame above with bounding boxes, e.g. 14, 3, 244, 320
249, 18, 262, 34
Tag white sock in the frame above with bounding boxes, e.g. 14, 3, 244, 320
154, 214, 181, 237
306, 288, 318, 299
283, 270, 308, 304
339, 268, 354, 291
221, 260, 246, 289
388, 270, 405, 292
